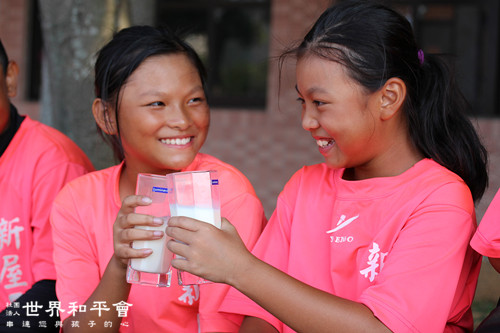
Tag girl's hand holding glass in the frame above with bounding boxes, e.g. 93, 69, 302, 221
167, 216, 253, 285
113, 195, 165, 268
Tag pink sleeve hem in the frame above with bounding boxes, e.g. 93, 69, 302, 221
470, 231, 500, 257
359, 295, 421, 333
220, 296, 282, 332
199, 318, 240, 333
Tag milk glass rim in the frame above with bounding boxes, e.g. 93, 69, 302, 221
137, 173, 168, 179
167, 170, 217, 176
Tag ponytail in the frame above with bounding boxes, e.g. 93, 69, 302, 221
408, 54, 488, 202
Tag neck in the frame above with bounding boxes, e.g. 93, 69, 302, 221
0, 104, 11, 134
118, 163, 138, 202
346, 133, 424, 181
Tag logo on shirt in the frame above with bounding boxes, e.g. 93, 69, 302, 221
327, 214, 359, 243
326, 214, 359, 234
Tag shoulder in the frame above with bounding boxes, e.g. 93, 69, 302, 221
20, 117, 93, 168
408, 159, 474, 214
55, 165, 117, 204
194, 153, 257, 195
276, 163, 333, 206
284, 163, 332, 191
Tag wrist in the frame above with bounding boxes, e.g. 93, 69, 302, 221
111, 254, 129, 272
228, 252, 260, 290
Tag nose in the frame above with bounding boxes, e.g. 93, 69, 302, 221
166, 104, 192, 130
301, 105, 319, 132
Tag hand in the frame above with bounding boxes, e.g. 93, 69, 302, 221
166, 217, 254, 285
113, 195, 165, 268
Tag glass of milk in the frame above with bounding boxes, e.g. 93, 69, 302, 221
126, 173, 173, 287
166, 170, 221, 285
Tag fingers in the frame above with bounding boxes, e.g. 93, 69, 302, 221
167, 216, 210, 231
165, 217, 248, 284
167, 239, 189, 262
166, 239, 209, 280
114, 224, 164, 266
116, 195, 166, 229
121, 195, 154, 213
114, 195, 168, 264
116, 212, 165, 232
115, 244, 153, 263
120, 224, 165, 242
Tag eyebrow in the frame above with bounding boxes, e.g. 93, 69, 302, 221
137, 85, 205, 98
295, 84, 328, 95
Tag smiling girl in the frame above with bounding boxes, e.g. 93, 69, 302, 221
49, 26, 266, 332
165, 1, 488, 332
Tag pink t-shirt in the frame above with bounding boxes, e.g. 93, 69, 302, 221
0, 116, 93, 309
51, 153, 266, 332
221, 159, 480, 333
471, 190, 500, 258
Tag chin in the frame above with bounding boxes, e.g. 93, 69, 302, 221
164, 158, 196, 171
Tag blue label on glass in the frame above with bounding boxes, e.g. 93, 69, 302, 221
152, 186, 169, 193
212, 179, 219, 185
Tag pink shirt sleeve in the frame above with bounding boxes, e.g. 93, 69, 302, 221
471, 189, 500, 257
31, 155, 92, 283
359, 183, 479, 332
50, 183, 103, 323
199, 190, 266, 332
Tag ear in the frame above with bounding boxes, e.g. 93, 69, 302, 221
92, 98, 117, 135
5, 61, 19, 98
379, 77, 406, 121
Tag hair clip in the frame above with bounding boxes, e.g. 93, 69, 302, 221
418, 49, 425, 65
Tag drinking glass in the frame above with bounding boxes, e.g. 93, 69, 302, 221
126, 173, 173, 287
167, 170, 221, 285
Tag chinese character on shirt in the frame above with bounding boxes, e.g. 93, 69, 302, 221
360, 242, 388, 282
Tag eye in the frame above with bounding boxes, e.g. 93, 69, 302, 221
149, 101, 165, 107
188, 97, 205, 105
313, 100, 325, 107
296, 97, 305, 104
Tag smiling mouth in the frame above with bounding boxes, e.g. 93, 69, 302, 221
316, 139, 335, 148
160, 137, 193, 145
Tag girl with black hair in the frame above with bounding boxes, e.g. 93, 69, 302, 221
166, 1, 488, 332
50, 25, 266, 332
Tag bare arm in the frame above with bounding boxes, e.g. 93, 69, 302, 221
238, 317, 278, 333
167, 217, 391, 333
232, 251, 389, 332
62, 255, 130, 332
64, 195, 163, 332
489, 257, 500, 274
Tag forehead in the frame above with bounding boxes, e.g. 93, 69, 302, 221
132, 53, 198, 79
296, 55, 357, 93
120, 53, 203, 99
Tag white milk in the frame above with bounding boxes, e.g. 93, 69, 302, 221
171, 205, 221, 228
130, 219, 172, 274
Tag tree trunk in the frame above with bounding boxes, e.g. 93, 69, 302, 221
38, 0, 154, 170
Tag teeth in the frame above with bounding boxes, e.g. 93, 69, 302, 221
316, 139, 333, 148
161, 137, 192, 145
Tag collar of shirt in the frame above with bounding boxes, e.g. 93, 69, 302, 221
0, 103, 25, 157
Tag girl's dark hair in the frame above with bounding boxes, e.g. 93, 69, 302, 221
0, 40, 8, 74
94, 25, 207, 162
281, 0, 488, 202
